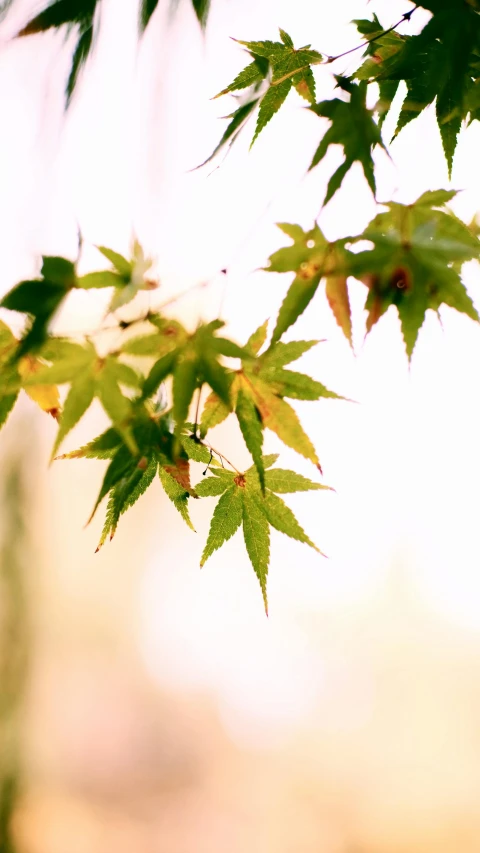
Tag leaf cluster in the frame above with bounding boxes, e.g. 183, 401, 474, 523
8, 0, 212, 106
354, 4, 480, 175
265, 191, 480, 358
2, 6, 480, 613
0, 233, 338, 612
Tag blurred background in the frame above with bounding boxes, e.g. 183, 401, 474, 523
2, 0, 480, 850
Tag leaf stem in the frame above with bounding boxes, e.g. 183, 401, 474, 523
205, 444, 241, 474
323, 8, 417, 65
194, 384, 203, 436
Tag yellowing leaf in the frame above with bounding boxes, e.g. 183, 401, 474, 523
248, 376, 321, 469
18, 356, 60, 419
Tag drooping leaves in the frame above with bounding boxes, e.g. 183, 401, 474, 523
267, 223, 354, 345
16, 0, 98, 105
195, 99, 261, 169
309, 76, 386, 205
354, 6, 480, 176
199, 456, 327, 613
0, 319, 61, 423
96, 455, 158, 550
346, 190, 480, 357
139, 0, 159, 32
235, 387, 265, 490
237, 335, 345, 475
0, 258, 77, 358
191, 0, 211, 28
124, 318, 249, 436
197, 321, 343, 480
58, 414, 200, 543
19, 339, 142, 456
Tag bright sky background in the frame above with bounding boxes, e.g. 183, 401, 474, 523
2, 0, 480, 755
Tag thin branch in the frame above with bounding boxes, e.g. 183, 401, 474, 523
193, 384, 203, 437
323, 8, 417, 65
204, 444, 241, 474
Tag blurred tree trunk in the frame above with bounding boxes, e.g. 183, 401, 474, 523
0, 440, 31, 852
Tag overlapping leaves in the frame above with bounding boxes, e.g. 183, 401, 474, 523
9, 0, 212, 106
266, 223, 354, 345
0, 319, 61, 427
122, 316, 249, 435
347, 190, 480, 356
0, 256, 77, 358
198, 454, 329, 613
0, 243, 158, 359
200, 322, 345, 488
354, 7, 480, 175
57, 415, 203, 544
18, 337, 142, 456
264, 190, 480, 359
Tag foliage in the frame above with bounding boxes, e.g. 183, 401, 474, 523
1, 1, 480, 612
13, 0, 212, 105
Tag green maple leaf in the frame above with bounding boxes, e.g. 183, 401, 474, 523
56, 413, 198, 544
158, 465, 195, 530
78, 241, 157, 312
309, 76, 386, 205
353, 7, 480, 176
97, 455, 158, 550
0, 256, 77, 358
198, 322, 344, 479
347, 190, 480, 358
125, 318, 249, 436
16, 0, 98, 105
191, 0, 211, 28
206, 29, 322, 159
19, 338, 142, 456
267, 223, 355, 345
195, 99, 261, 169
199, 457, 328, 613
139, 0, 159, 32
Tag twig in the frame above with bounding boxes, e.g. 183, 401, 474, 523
204, 444, 241, 474
194, 384, 203, 437
323, 8, 417, 65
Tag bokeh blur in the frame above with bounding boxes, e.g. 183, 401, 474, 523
2, 0, 480, 851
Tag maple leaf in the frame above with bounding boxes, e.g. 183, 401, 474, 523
139, 0, 159, 32
198, 321, 344, 481
0, 256, 77, 358
16, 0, 98, 105
56, 412, 198, 545
266, 223, 355, 345
191, 0, 211, 28
0, 319, 61, 426
347, 190, 480, 358
19, 337, 143, 457
353, 7, 480, 176
123, 317, 249, 437
309, 76, 386, 205
78, 241, 158, 312
97, 455, 158, 550
198, 456, 329, 614
206, 29, 322, 160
